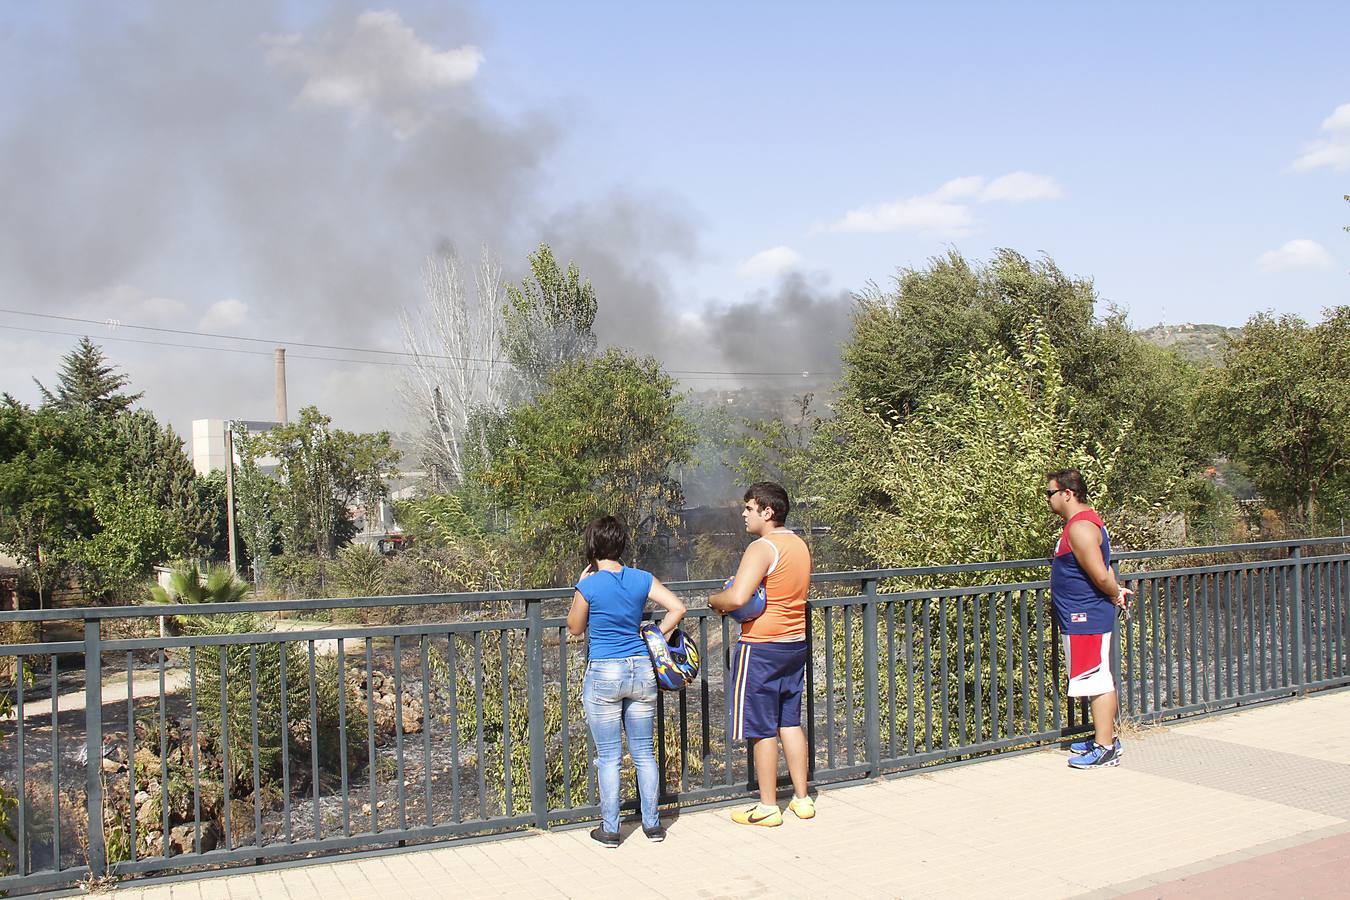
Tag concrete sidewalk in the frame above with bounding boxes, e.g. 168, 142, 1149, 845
104, 689, 1350, 899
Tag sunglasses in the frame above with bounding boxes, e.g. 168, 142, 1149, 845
1045, 488, 1063, 499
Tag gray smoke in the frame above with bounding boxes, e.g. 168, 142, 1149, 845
0, 3, 854, 439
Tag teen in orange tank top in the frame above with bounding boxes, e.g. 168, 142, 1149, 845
739, 529, 810, 643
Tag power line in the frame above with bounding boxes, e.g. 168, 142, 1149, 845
0, 323, 838, 382
0, 307, 839, 378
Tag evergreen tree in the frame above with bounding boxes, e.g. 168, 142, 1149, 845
35, 336, 143, 415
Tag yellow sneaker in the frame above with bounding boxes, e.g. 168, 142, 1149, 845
731, 803, 782, 827
788, 795, 816, 819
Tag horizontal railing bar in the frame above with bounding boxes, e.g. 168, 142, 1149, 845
0, 640, 85, 656
4, 535, 1345, 623
102, 619, 527, 651
0, 866, 93, 892
107, 814, 539, 876
880, 730, 1066, 769
1121, 555, 1350, 580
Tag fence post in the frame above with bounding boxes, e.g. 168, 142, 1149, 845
861, 578, 881, 777
525, 598, 549, 829
84, 618, 107, 877
1290, 546, 1305, 688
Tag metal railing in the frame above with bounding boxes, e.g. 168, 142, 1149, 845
0, 536, 1346, 894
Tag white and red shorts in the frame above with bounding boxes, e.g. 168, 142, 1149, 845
1062, 632, 1115, 697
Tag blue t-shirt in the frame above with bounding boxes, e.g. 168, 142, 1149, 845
1050, 509, 1116, 634
577, 566, 652, 659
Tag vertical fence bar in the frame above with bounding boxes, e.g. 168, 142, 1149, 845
50, 654, 60, 870
525, 599, 548, 829
922, 599, 933, 753
1003, 591, 1014, 738
956, 598, 967, 746
307, 641, 320, 840
844, 604, 856, 766
1291, 548, 1305, 688
278, 642, 291, 843
219, 646, 233, 851
393, 636, 407, 831
700, 617, 713, 787
157, 651, 168, 858
499, 631, 512, 817
125, 650, 137, 865
189, 647, 201, 855
721, 616, 734, 786
1019, 591, 1030, 732
83, 621, 106, 876
336, 639, 349, 837
989, 596, 1000, 740
16, 655, 26, 876
823, 606, 835, 770
938, 597, 949, 749
972, 596, 983, 743
249, 647, 263, 849
861, 579, 880, 776
473, 633, 486, 821
447, 635, 461, 822
886, 602, 897, 759
904, 602, 915, 759
420, 634, 433, 828
364, 638, 376, 834
1037, 588, 1049, 733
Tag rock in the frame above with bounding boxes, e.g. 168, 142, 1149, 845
168, 821, 220, 856
135, 790, 150, 807
134, 746, 161, 773
102, 756, 124, 774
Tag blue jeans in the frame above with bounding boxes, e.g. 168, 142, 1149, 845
582, 655, 659, 832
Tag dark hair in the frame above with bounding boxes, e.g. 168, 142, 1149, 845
583, 515, 627, 567
1046, 468, 1089, 502
743, 481, 791, 525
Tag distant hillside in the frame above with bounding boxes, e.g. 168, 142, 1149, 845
1136, 323, 1240, 365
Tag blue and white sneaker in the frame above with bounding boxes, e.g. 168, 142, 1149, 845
1068, 741, 1121, 769
1069, 735, 1122, 757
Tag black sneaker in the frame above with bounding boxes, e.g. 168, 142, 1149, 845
643, 824, 666, 842
589, 827, 620, 848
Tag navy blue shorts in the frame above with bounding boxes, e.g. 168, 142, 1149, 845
729, 640, 807, 740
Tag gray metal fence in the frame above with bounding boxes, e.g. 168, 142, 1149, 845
0, 537, 1346, 894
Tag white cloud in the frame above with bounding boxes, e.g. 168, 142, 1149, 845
827, 171, 1062, 235
76, 284, 188, 325
980, 171, 1064, 203
738, 246, 802, 278
1256, 239, 1334, 272
266, 10, 484, 137
1291, 102, 1350, 172
199, 298, 249, 331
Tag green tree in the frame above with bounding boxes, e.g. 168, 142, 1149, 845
0, 404, 102, 607
480, 349, 693, 584
111, 410, 218, 555
842, 249, 1204, 522
230, 423, 282, 584
35, 336, 143, 415
1198, 307, 1350, 527
814, 324, 1125, 574
501, 243, 598, 396
251, 407, 401, 559
74, 481, 183, 595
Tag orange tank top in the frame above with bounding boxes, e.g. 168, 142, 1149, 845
739, 529, 811, 643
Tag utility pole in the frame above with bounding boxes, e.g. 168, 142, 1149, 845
224, 423, 238, 575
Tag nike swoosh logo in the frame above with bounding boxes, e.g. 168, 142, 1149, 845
748, 811, 776, 823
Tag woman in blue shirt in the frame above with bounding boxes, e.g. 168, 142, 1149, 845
566, 515, 686, 847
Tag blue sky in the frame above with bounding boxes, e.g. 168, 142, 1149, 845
471, 0, 1348, 323
0, 2, 1346, 434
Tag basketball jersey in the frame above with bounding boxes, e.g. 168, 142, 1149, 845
739, 529, 811, 643
1050, 509, 1115, 634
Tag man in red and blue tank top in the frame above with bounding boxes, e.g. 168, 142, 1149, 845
1047, 468, 1133, 769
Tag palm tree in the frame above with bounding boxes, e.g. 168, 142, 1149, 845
145, 562, 249, 605
144, 562, 250, 637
